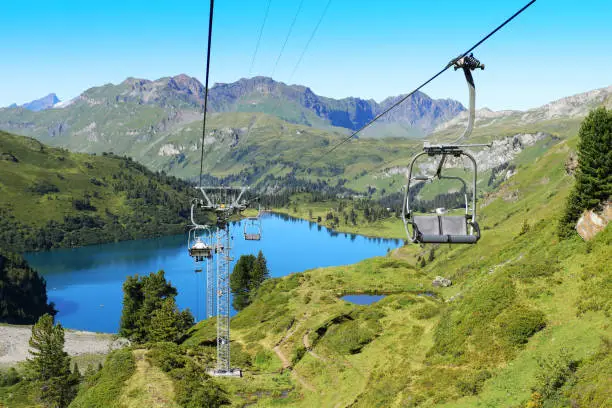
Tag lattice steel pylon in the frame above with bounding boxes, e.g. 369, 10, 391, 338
192, 186, 247, 377
206, 250, 215, 319
215, 225, 231, 373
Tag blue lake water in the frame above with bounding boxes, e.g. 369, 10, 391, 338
25, 214, 402, 333
341, 294, 386, 305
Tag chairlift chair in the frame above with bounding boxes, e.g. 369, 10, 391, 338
243, 217, 262, 241
402, 54, 489, 245
188, 226, 213, 262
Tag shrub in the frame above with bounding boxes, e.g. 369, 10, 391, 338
0, 367, 21, 386
455, 370, 492, 396
28, 180, 59, 195
146, 342, 188, 372
412, 303, 440, 320
495, 305, 546, 346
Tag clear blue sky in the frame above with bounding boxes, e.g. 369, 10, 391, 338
1, 0, 610, 110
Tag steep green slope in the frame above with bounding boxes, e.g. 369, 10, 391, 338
0, 131, 197, 251
180, 136, 610, 407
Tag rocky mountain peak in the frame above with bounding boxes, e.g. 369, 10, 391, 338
21, 93, 60, 112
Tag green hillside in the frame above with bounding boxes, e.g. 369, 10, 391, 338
64, 131, 610, 407
174, 135, 611, 407
0, 130, 198, 251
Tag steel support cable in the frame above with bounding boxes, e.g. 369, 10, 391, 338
271, 0, 305, 78
239, 0, 307, 168
249, 0, 273, 75
305, 0, 537, 172
289, 0, 333, 80
199, 0, 215, 188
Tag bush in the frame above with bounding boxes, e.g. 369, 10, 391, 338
495, 305, 546, 346
28, 180, 59, 195
455, 370, 492, 396
146, 342, 188, 372
412, 303, 440, 320
0, 367, 21, 386
507, 261, 559, 280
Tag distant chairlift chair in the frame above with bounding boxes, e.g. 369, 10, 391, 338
402, 54, 489, 245
243, 217, 262, 241
188, 226, 213, 264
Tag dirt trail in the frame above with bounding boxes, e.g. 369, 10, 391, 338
0, 324, 128, 365
303, 331, 326, 362
272, 322, 316, 392
118, 349, 179, 408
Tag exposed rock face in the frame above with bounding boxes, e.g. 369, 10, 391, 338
432, 276, 452, 287
158, 144, 182, 156
380, 132, 552, 178
576, 203, 612, 240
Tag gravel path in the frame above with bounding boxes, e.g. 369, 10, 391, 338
0, 325, 129, 365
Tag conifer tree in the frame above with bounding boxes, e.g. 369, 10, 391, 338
119, 270, 184, 342
27, 314, 76, 407
149, 298, 181, 342
559, 107, 612, 237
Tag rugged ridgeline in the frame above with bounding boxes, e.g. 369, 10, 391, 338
0, 77, 609, 191
0, 130, 196, 252
0, 76, 462, 184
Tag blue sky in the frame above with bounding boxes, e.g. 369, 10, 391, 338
1, 0, 610, 110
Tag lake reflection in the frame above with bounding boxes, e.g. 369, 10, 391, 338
26, 213, 402, 333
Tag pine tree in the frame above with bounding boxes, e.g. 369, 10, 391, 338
559, 107, 612, 237
149, 298, 181, 342
26, 314, 76, 407
119, 270, 183, 342
230, 255, 255, 311
251, 251, 270, 292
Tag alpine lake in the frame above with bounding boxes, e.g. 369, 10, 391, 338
25, 213, 402, 333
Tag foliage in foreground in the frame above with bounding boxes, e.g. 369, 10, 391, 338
147, 342, 229, 407
68, 349, 136, 408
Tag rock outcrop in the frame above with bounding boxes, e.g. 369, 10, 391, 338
576, 202, 612, 240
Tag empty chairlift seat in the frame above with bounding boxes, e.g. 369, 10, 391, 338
243, 217, 262, 241
412, 215, 479, 244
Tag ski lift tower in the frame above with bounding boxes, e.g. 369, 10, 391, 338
195, 186, 247, 377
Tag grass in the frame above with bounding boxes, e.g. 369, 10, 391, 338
117, 350, 179, 408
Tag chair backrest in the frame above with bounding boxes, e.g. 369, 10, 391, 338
440, 216, 467, 235
413, 216, 441, 235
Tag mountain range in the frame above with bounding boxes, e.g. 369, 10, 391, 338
0, 75, 464, 137
0, 76, 609, 188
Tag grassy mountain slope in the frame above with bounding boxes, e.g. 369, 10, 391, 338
0, 131, 197, 251
177, 135, 611, 407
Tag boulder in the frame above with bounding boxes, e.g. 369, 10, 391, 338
432, 276, 452, 287
576, 202, 611, 240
